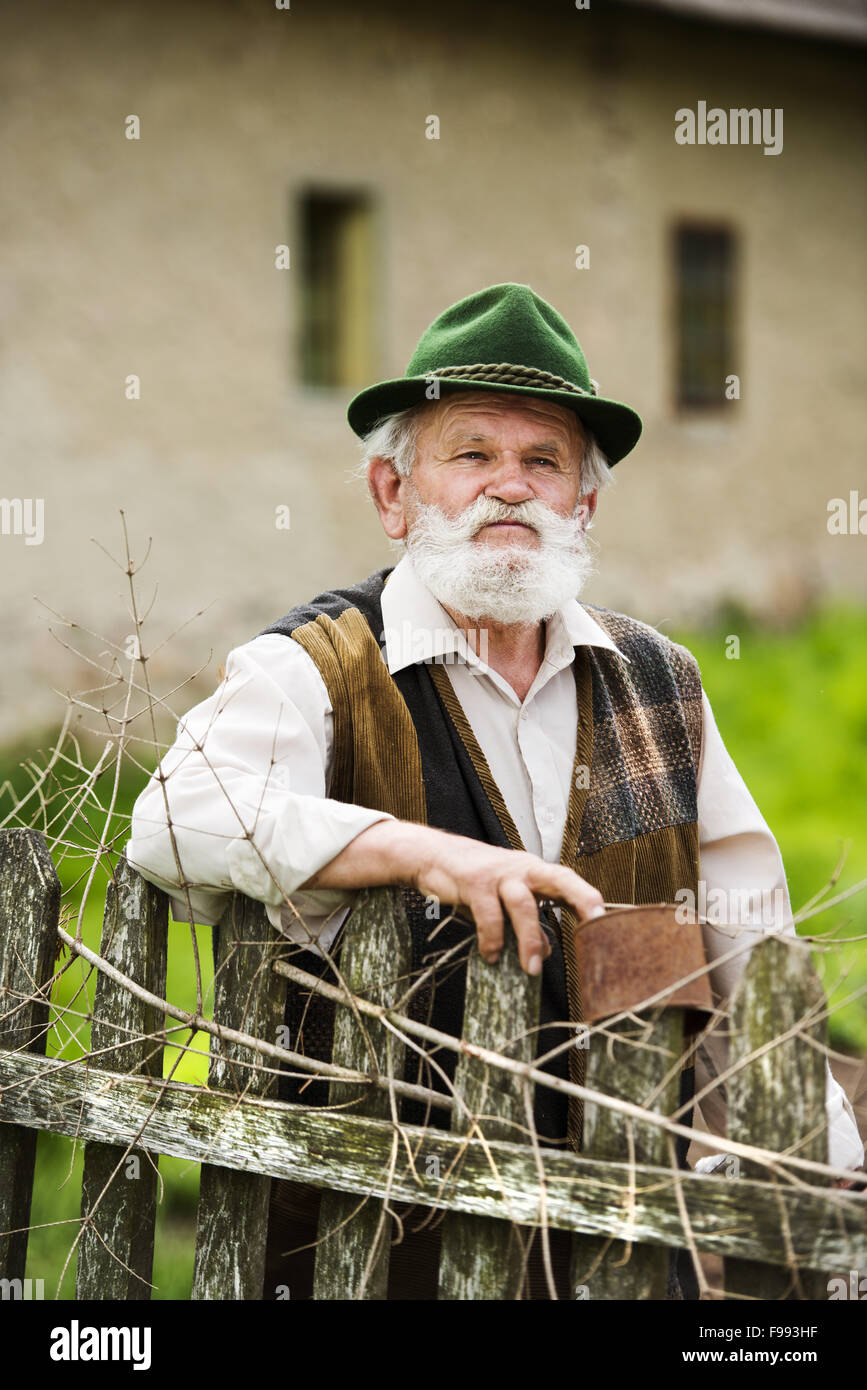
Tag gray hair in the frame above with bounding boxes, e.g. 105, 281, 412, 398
354, 399, 613, 496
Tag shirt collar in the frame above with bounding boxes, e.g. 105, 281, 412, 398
378, 554, 629, 675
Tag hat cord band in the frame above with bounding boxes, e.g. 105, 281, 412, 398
426, 362, 599, 397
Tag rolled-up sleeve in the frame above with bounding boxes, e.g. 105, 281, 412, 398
693, 689, 864, 1173
126, 633, 394, 952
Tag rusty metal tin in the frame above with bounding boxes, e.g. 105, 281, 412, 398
574, 903, 713, 1026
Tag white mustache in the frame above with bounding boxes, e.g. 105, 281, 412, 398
409, 493, 587, 548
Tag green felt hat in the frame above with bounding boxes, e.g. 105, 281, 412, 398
347, 282, 642, 465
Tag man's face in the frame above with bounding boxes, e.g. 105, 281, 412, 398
401, 392, 589, 544
368, 392, 599, 626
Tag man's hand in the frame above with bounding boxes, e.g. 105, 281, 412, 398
301, 819, 606, 976
834, 1174, 866, 1190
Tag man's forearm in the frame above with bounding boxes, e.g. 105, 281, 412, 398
301, 819, 605, 976
299, 820, 443, 893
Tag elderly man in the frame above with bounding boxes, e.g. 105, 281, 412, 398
128, 282, 863, 1300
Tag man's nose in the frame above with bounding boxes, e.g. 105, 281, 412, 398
483, 452, 535, 504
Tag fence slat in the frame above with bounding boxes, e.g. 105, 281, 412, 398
0, 829, 60, 1281
191, 892, 287, 1300
724, 936, 831, 1300
312, 886, 412, 1299
437, 931, 542, 1300
76, 857, 168, 1299
570, 1009, 685, 1299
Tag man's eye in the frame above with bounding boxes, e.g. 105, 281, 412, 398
530, 457, 558, 468
459, 452, 486, 460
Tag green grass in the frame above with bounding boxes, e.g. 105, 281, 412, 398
1, 747, 214, 1297
25, 1135, 202, 1300
4, 598, 865, 1296
667, 599, 867, 1055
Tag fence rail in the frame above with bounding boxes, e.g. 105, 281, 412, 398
0, 827, 864, 1300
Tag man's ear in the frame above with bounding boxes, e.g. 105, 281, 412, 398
579, 487, 598, 528
367, 457, 408, 540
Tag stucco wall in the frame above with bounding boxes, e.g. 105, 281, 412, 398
1, 0, 863, 744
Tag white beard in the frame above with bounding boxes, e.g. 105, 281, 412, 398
402, 487, 597, 626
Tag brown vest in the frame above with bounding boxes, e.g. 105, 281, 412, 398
262, 567, 703, 1149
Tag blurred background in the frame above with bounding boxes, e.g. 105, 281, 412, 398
1, 0, 864, 1298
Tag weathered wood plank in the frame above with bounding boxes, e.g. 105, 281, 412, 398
312, 887, 412, 1300
76, 857, 168, 1300
724, 936, 833, 1300
0, 828, 61, 1280
571, 1008, 686, 1299
3, 1049, 863, 1271
438, 930, 543, 1300
191, 893, 287, 1300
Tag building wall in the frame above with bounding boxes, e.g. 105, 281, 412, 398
1, 0, 864, 744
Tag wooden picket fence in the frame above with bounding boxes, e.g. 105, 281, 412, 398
0, 826, 864, 1300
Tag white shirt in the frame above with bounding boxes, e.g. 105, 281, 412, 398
127, 555, 864, 1171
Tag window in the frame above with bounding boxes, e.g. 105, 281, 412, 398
673, 224, 737, 409
298, 190, 377, 389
